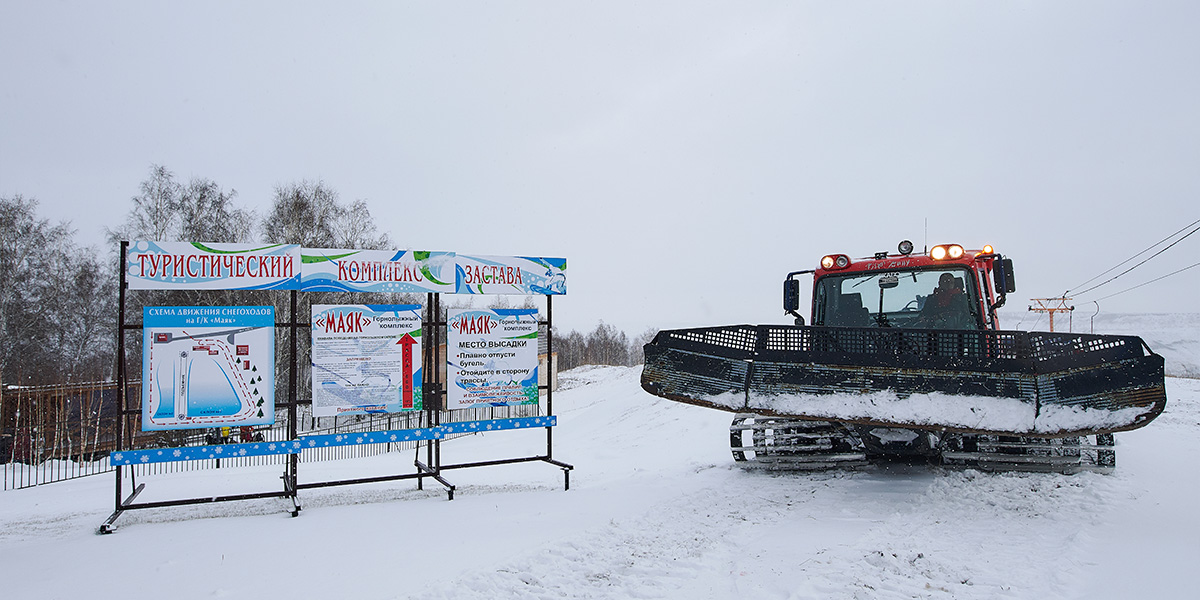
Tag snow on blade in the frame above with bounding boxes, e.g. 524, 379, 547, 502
703, 389, 1149, 434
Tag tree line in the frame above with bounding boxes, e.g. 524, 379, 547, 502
552, 322, 657, 371
1, 164, 651, 388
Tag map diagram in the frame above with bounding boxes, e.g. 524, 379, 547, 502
142, 307, 275, 431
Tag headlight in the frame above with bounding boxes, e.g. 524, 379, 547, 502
821, 254, 851, 270
930, 244, 964, 260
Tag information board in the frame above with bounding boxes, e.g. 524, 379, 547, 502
141, 306, 275, 430
311, 304, 423, 417
447, 308, 539, 409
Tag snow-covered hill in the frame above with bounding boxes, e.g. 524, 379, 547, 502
1, 362, 1197, 599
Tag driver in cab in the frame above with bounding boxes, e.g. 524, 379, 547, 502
920, 272, 971, 329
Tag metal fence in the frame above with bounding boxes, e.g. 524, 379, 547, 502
3, 379, 544, 491
2, 381, 124, 489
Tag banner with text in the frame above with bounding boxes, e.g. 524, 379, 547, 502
447, 308, 539, 409
125, 242, 565, 296
126, 242, 301, 290
455, 255, 566, 295
141, 306, 275, 431
311, 304, 423, 417
301, 249, 456, 294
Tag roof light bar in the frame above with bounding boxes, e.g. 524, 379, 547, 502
930, 244, 964, 261
821, 254, 851, 270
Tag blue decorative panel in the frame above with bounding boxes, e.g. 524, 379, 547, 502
299, 427, 443, 449
111, 440, 303, 465
112, 419, 558, 464
441, 416, 557, 434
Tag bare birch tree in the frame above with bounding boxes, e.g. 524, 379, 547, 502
178, 178, 254, 243
261, 180, 343, 247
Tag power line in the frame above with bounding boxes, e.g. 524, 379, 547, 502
1071, 221, 1200, 298
1023, 313, 1044, 332
1065, 217, 1200, 296
1093, 260, 1200, 302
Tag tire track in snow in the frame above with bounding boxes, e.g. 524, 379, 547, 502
404, 468, 830, 600
789, 470, 1123, 599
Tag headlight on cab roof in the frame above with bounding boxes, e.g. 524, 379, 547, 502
930, 244, 964, 260
821, 254, 851, 270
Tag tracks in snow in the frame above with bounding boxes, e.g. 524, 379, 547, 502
408, 465, 1123, 600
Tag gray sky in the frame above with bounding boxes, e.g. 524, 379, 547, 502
3, 1, 1198, 335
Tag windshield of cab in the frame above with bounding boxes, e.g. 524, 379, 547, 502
813, 267, 982, 330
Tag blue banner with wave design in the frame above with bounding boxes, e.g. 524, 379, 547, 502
126, 241, 301, 290
300, 248, 456, 293
455, 254, 566, 295
126, 242, 565, 296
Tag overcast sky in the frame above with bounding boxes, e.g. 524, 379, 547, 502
3, 1, 1198, 335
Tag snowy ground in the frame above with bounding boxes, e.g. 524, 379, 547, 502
1, 361, 1197, 599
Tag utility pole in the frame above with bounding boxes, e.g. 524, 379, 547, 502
1029, 297, 1075, 332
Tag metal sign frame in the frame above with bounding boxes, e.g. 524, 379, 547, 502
100, 241, 572, 533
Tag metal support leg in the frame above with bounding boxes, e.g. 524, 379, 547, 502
98, 482, 145, 534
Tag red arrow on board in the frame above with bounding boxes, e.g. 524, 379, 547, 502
398, 334, 417, 409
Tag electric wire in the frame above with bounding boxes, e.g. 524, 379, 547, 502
1023, 313, 1044, 332
1068, 220, 1200, 298
1064, 217, 1200, 296
1092, 260, 1200, 302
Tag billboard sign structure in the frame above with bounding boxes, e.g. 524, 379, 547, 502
311, 304, 424, 417
126, 243, 564, 296
300, 249, 456, 294
455, 255, 566, 295
105, 239, 574, 530
126, 241, 301, 290
141, 306, 275, 431
446, 308, 539, 409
